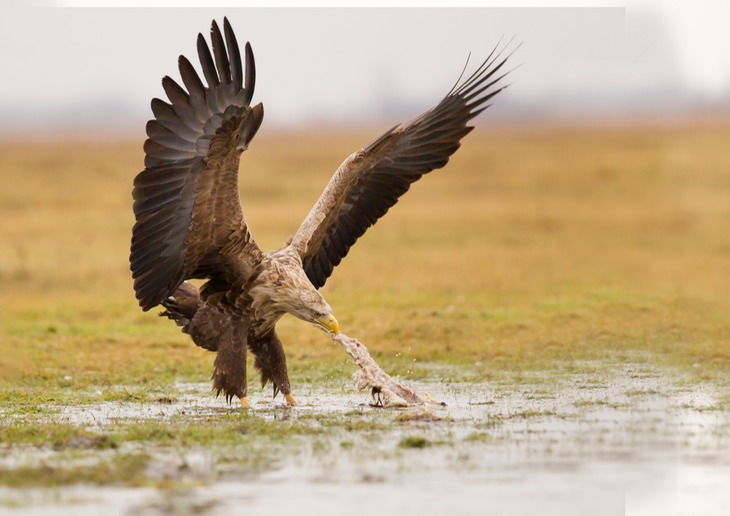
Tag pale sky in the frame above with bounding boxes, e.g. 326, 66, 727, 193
0, 1, 728, 134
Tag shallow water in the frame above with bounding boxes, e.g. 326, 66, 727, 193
1, 363, 728, 515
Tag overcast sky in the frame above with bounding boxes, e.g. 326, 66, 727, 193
1, 1, 728, 135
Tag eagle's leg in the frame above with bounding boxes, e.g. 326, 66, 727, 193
211, 316, 250, 407
248, 330, 295, 405
161, 282, 251, 407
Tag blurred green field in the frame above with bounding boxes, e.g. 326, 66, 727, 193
1, 122, 729, 398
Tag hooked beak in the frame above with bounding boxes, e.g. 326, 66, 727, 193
315, 314, 340, 334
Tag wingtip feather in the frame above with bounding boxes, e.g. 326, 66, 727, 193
244, 42, 255, 104
223, 17, 243, 88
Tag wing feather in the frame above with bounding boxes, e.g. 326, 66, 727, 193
131, 18, 264, 311
224, 18, 243, 88
291, 42, 515, 289
150, 98, 202, 141
197, 33, 220, 88
178, 55, 206, 99
161, 76, 191, 108
210, 20, 232, 84
145, 121, 196, 149
243, 43, 256, 105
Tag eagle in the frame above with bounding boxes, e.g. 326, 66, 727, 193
130, 18, 512, 408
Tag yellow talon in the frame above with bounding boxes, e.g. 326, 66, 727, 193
240, 396, 250, 409
285, 393, 298, 406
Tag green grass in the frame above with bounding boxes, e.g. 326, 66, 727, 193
398, 436, 431, 449
0, 453, 151, 488
0, 411, 334, 486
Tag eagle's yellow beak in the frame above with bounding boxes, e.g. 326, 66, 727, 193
316, 314, 340, 334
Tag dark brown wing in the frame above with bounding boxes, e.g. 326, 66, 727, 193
131, 18, 265, 311
290, 43, 514, 289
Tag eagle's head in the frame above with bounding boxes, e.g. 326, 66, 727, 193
250, 248, 340, 334
287, 286, 340, 335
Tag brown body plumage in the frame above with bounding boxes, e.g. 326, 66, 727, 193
130, 18, 512, 405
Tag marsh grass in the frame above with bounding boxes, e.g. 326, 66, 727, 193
0, 453, 151, 488
398, 436, 431, 449
1, 123, 729, 488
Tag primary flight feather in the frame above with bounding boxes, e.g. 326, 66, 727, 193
130, 18, 512, 406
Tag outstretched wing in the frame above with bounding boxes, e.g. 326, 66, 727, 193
290, 43, 514, 289
131, 18, 265, 311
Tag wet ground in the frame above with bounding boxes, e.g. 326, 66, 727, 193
1, 361, 728, 515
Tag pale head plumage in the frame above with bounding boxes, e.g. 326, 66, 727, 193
248, 248, 337, 336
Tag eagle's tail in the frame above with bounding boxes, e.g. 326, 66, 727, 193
159, 281, 225, 352
159, 281, 201, 333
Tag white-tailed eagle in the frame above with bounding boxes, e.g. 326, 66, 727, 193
130, 18, 512, 407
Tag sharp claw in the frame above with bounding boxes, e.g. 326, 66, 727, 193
285, 393, 298, 406
371, 387, 383, 407
240, 396, 250, 409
